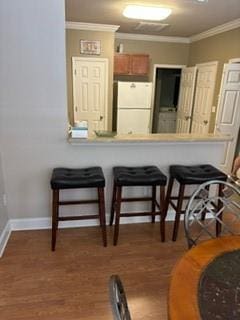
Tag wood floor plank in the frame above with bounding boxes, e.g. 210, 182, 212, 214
0, 222, 187, 320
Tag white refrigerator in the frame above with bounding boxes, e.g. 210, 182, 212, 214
116, 81, 153, 134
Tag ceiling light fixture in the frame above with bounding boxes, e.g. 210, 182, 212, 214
123, 5, 172, 21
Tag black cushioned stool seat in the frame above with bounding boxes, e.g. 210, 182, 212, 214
165, 164, 227, 241
110, 166, 167, 245
170, 165, 227, 185
113, 166, 167, 186
51, 167, 105, 189
50, 167, 107, 250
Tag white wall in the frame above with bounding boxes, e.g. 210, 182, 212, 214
0, 1, 225, 228
0, 152, 9, 232
0, 0, 68, 221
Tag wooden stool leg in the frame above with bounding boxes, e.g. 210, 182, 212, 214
113, 186, 122, 246
151, 185, 156, 223
159, 185, 166, 242
98, 187, 107, 247
216, 183, 224, 236
172, 184, 185, 241
51, 189, 59, 251
165, 177, 174, 216
110, 183, 116, 226
161, 176, 174, 241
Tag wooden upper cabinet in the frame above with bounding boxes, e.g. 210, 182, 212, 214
131, 54, 149, 75
114, 54, 130, 75
114, 54, 149, 75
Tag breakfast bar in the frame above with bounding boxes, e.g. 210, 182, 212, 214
60, 133, 233, 226
68, 132, 232, 144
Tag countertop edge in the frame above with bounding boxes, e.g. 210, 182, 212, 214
68, 133, 233, 145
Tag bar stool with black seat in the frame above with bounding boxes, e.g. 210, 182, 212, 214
164, 164, 228, 241
50, 167, 107, 250
110, 166, 167, 245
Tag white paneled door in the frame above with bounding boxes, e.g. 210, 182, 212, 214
191, 62, 218, 133
72, 57, 108, 134
215, 63, 240, 173
176, 67, 197, 133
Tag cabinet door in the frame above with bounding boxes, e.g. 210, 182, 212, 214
130, 54, 149, 75
114, 54, 130, 75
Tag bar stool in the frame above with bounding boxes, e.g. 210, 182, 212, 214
164, 164, 227, 241
50, 167, 107, 250
110, 166, 167, 245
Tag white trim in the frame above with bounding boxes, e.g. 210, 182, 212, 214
190, 18, 240, 42
153, 64, 186, 69
196, 61, 218, 68
10, 211, 177, 231
115, 32, 190, 43
0, 221, 11, 257
66, 21, 120, 32
0, 211, 178, 257
66, 19, 240, 43
229, 58, 240, 63
10, 218, 51, 230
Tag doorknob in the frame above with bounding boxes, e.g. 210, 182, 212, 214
185, 116, 191, 120
100, 116, 103, 121
203, 120, 208, 125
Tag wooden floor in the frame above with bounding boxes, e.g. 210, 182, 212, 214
0, 222, 188, 320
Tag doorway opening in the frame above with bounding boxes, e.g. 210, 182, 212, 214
152, 65, 184, 133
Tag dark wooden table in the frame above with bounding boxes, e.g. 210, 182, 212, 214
168, 235, 240, 320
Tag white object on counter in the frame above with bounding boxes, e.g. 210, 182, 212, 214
71, 121, 88, 138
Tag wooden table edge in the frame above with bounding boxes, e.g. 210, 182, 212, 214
168, 235, 240, 320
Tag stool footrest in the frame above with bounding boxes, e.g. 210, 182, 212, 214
58, 214, 99, 221
58, 199, 98, 205
170, 195, 204, 201
121, 197, 153, 202
120, 211, 161, 217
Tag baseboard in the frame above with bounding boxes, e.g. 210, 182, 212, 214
0, 221, 11, 257
10, 210, 177, 231
1, 210, 177, 257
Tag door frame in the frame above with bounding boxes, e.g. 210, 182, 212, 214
72, 56, 109, 130
229, 58, 240, 63
151, 64, 186, 132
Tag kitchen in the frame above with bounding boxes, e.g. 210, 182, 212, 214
66, 16, 240, 174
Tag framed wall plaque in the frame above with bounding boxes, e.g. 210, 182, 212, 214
80, 40, 101, 55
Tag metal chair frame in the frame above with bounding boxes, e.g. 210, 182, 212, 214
109, 275, 132, 320
184, 180, 240, 248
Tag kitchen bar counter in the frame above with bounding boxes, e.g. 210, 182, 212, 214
68, 133, 232, 144
61, 132, 232, 224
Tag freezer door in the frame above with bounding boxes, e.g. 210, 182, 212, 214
117, 109, 151, 134
117, 82, 152, 109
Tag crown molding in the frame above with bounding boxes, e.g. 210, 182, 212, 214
65, 21, 120, 32
115, 32, 190, 44
66, 18, 240, 43
190, 18, 240, 42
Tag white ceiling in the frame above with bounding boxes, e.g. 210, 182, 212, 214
65, 0, 240, 37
